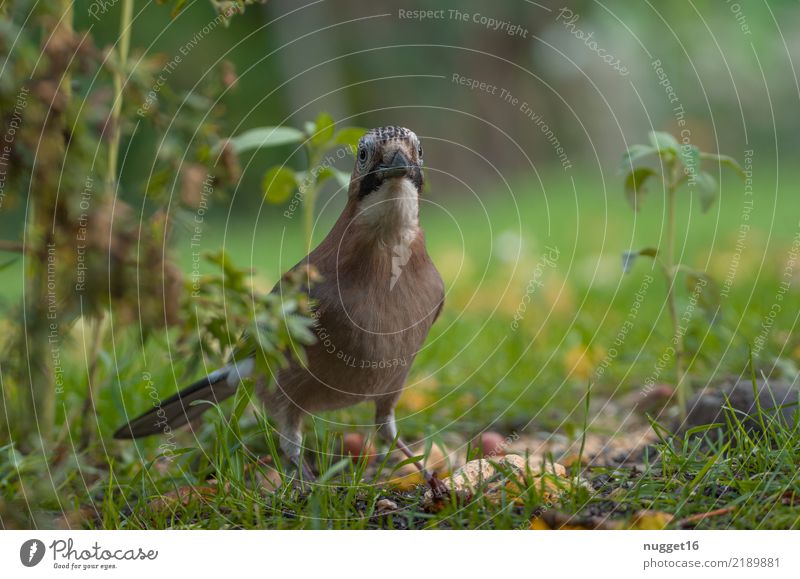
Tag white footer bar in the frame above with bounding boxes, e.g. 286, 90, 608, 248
1, 530, 798, 578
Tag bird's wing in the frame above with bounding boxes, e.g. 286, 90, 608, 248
432, 293, 445, 324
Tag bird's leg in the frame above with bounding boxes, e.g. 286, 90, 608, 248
275, 412, 315, 486
376, 407, 448, 498
395, 436, 449, 499
296, 457, 316, 483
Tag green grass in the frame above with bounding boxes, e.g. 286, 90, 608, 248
606, 399, 800, 530
1, 168, 799, 529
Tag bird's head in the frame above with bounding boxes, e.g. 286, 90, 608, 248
349, 126, 423, 240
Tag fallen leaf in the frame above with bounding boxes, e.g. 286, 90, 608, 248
532, 510, 618, 530
529, 517, 550, 530
386, 470, 424, 491
256, 468, 283, 492
423, 454, 567, 507
561, 452, 588, 469
627, 510, 674, 530
375, 498, 399, 514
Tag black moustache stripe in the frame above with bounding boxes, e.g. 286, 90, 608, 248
357, 166, 423, 199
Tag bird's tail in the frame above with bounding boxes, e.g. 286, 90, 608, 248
113, 358, 254, 439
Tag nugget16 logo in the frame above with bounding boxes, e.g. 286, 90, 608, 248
20, 539, 46, 567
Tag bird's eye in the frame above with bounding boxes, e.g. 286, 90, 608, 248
358, 146, 368, 163
417, 143, 423, 158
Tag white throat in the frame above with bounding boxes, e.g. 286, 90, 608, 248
355, 177, 419, 246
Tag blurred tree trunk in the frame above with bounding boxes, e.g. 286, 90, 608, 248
21, 1, 76, 442
267, 2, 347, 122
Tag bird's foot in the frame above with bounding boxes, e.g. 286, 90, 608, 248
290, 458, 316, 491
301, 459, 316, 482
424, 469, 449, 499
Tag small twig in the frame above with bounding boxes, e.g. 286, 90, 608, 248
0, 240, 25, 253
106, 0, 133, 193
79, 315, 106, 449
678, 506, 735, 525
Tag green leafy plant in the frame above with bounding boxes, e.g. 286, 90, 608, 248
174, 249, 317, 444
0, 0, 245, 445
621, 131, 746, 415
176, 249, 317, 379
223, 112, 364, 246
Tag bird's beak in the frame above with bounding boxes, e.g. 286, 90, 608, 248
376, 150, 414, 180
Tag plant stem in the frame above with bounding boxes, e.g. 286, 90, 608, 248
302, 149, 321, 249
664, 161, 687, 417
0, 240, 25, 253
79, 315, 105, 448
27, 0, 75, 441
73, 0, 133, 445
303, 187, 316, 250
107, 0, 134, 193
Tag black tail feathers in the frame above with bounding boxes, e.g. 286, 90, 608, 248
113, 370, 237, 439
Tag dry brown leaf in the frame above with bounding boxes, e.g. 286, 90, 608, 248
677, 506, 735, 525
256, 469, 283, 492
423, 454, 567, 507
561, 452, 589, 468
531, 510, 618, 530
386, 470, 425, 491
375, 498, 399, 514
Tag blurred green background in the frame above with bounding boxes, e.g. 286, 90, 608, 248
2, 0, 800, 433
3, 0, 799, 275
